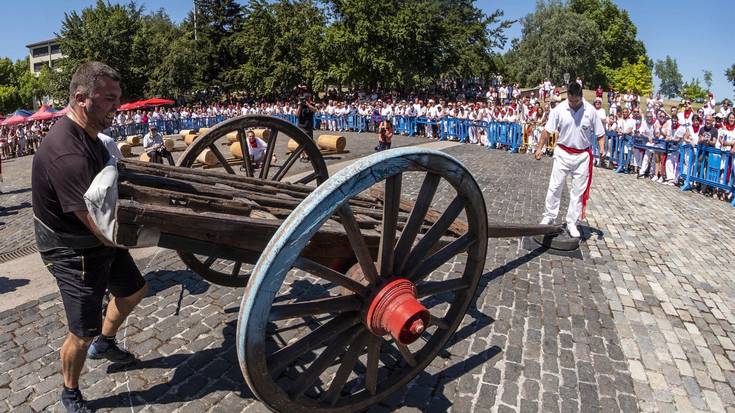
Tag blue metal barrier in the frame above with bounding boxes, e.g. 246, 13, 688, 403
680, 145, 735, 205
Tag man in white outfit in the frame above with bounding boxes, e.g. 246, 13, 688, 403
534, 82, 605, 238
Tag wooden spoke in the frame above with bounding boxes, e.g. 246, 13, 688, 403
338, 205, 379, 284
208, 143, 235, 175
321, 331, 369, 405
395, 343, 417, 367
203, 256, 217, 268
268, 295, 362, 322
394, 173, 441, 274
401, 195, 466, 274
289, 325, 362, 399
296, 172, 319, 185
429, 315, 449, 330
231, 261, 242, 277
237, 130, 254, 177
378, 174, 402, 277
293, 257, 369, 297
408, 234, 474, 282
416, 278, 469, 298
267, 313, 359, 375
273, 145, 304, 182
365, 335, 382, 396
259, 128, 278, 180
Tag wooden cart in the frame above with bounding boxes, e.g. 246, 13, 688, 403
113, 116, 561, 413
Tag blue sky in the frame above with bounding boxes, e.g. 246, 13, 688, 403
3, 0, 734, 99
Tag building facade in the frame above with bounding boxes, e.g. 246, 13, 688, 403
26, 38, 63, 75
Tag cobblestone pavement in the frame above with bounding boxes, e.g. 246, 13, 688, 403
1, 132, 735, 412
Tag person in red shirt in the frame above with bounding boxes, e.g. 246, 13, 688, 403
595, 85, 603, 99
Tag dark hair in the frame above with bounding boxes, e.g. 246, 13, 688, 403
69, 61, 120, 106
567, 81, 583, 97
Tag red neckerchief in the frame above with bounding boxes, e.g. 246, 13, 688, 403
725, 123, 735, 132
248, 137, 257, 148
692, 124, 701, 134
683, 109, 692, 119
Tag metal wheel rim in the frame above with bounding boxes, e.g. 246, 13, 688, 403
176, 115, 328, 287
237, 147, 488, 412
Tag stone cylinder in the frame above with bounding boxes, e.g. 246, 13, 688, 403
196, 148, 219, 166
117, 142, 131, 157
318, 135, 346, 152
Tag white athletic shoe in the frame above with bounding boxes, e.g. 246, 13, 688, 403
567, 223, 581, 238
540, 217, 554, 225
650, 175, 657, 181
657, 177, 665, 183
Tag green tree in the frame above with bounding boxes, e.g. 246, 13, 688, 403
0, 85, 22, 114
183, 0, 243, 90
654, 56, 682, 99
681, 78, 708, 102
569, 0, 647, 84
727, 63, 735, 94
226, 0, 326, 97
606, 55, 652, 96
55, 0, 146, 98
703, 70, 713, 91
505, 1, 602, 87
323, 0, 510, 92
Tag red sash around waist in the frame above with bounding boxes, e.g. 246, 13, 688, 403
557, 144, 593, 219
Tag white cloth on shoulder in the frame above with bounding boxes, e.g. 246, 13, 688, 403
83, 159, 160, 247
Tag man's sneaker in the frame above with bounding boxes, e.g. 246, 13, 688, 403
61, 388, 93, 413
87, 336, 135, 364
566, 223, 581, 238
540, 217, 554, 225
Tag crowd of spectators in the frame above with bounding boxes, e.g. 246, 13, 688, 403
2, 82, 733, 202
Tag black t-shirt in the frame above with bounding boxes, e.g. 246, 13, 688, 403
297, 105, 314, 131
32, 116, 110, 235
698, 126, 718, 146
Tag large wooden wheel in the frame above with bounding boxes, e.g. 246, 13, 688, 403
176, 115, 329, 287
237, 147, 488, 412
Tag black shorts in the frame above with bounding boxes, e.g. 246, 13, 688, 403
41, 246, 146, 338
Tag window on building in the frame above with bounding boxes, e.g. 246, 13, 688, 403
50, 44, 61, 54
32, 46, 48, 57
33, 62, 48, 73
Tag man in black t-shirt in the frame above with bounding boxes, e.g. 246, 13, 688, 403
32, 61, 148, 413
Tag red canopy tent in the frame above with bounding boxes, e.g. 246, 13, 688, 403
118, 101, 147, 111
27, 104, 58, 122
1, 114, 29, 126
140, 97, 175, 106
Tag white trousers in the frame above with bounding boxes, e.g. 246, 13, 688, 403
542, 147, 591, 225
665, 153, 678, 181
638, 149, 653, 175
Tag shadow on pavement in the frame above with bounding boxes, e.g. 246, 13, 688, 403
0, 187, 32, 196
91, 245, 549, 411
0, 276, 30, 294
0, 201, 31, 217
90, 320, 252, 410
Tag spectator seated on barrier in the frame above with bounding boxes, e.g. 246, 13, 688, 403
142, 124, 174, 165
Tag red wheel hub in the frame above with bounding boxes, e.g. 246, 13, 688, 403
365, 278, 430, 345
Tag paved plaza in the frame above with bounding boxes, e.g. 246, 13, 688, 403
1, 131, 735, 412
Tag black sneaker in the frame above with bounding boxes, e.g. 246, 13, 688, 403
87, 336, 136, 364
61, 388, 93, 413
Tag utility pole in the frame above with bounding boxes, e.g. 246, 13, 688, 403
193, 0, 198, 41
